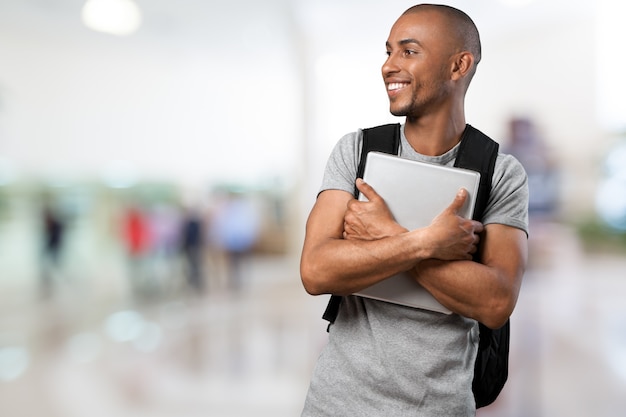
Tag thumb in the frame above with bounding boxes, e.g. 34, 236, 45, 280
446, 188, 468, 214
355, 178, 381, 201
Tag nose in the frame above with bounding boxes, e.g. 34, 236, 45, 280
382, 52, 400, 78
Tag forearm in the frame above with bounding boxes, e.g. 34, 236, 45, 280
301, 229, 430, 296
412, 259, 519, 328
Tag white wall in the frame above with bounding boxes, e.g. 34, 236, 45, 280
0, 1, 302, 188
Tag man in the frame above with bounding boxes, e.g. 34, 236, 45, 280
300, 4, 529, 416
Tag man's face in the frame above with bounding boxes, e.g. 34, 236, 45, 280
382, 11, 457, 119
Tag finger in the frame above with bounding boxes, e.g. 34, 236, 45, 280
342, 221, 351, 237
445, 188, 468, 214
355, 178, 381, 202
472, 220, 484, 233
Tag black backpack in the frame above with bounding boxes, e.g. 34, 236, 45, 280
322, 123, 509, 409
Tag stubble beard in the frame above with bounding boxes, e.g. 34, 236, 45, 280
389, 83, 448, 120
389, 93, 421, 119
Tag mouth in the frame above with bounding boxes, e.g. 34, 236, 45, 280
387, 82, 409, 92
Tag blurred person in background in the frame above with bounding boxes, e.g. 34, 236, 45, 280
121, 202, 152, 298
146, 202, 181, 293
504, 117, 559, 219
180, 205, 205, 293
300, 4, 529, 416
209, 190, 261, 291
39, 199, 66, 298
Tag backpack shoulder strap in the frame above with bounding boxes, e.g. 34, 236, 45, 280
354, 123, 402, 197
322, 123, 401, 325
453, 124, 499, 221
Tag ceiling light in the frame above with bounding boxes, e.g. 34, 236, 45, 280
81, 0, 142, 36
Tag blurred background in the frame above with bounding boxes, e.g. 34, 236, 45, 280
1, 0, 626, 415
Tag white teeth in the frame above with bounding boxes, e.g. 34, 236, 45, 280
388, 83, 407, 91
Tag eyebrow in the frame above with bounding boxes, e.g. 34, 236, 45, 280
386, 38, 424, 49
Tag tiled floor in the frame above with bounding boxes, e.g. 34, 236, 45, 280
2, 221, 626, 416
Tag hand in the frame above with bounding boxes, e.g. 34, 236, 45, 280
424, 188, 484, 261
343, 179, 407, 240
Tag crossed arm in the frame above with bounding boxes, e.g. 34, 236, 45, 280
300, 179, 528, 329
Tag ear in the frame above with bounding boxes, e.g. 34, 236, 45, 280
450, 51, 474, 81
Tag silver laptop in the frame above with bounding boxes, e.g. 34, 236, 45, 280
353, 151, 481, 314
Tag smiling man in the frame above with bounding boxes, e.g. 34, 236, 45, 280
300, 4, 529, 416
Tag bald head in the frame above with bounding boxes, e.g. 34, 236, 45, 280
403, 4, 482, 70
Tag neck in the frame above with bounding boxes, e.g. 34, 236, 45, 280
403, 111, 467, 156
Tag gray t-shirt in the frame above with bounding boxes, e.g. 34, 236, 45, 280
302, 125, 529, 417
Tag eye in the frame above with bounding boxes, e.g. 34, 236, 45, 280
404, 49, 417, 56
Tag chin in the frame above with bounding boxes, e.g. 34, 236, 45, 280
390, 109, 408, 117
